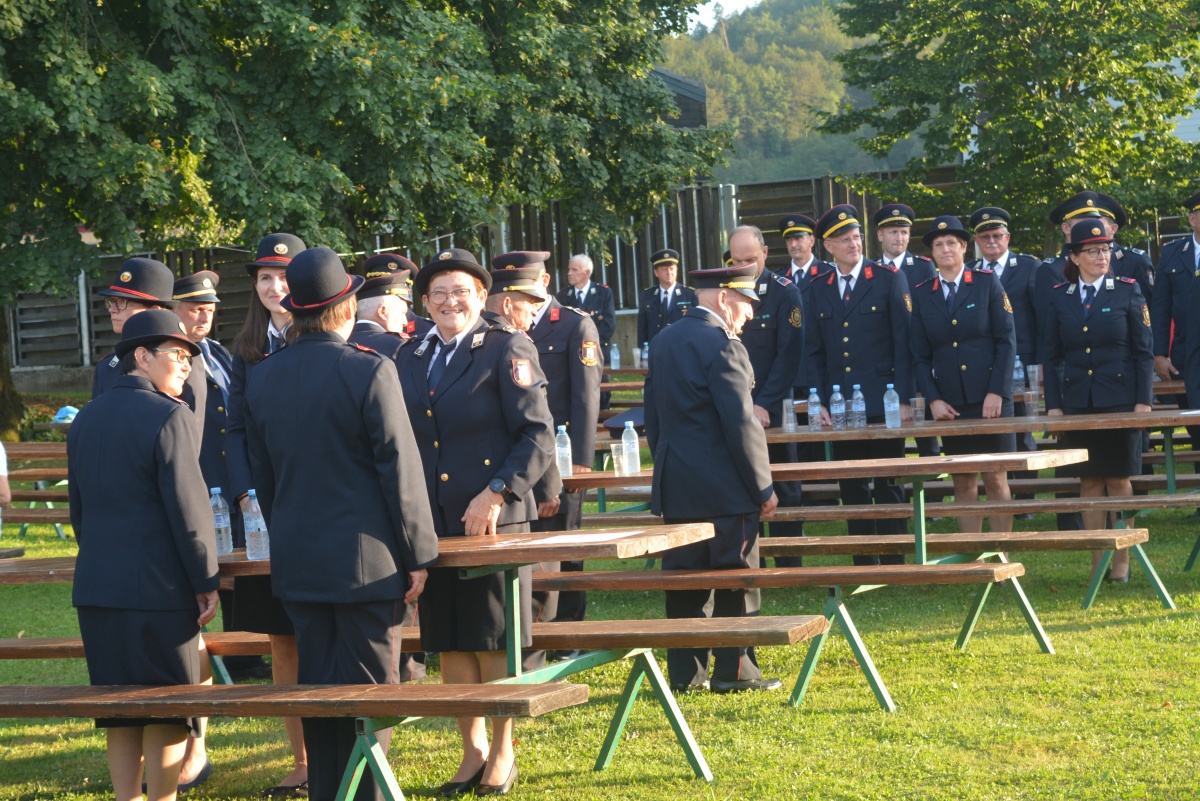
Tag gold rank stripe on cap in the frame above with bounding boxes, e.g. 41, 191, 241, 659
972, 219, 1006, 232
652, 256, 679, 266
782, 224, 814, 236
719, 281, 756, 290
501, 284, 541, 293
823, 215, 859, 238
172, 289, 218, 300
1063, 201, 1107, 220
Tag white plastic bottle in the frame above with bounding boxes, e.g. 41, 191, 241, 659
830, 384, 846, 431
884, 383, 902, 429
555, 425, 574, 478
641, 343, 650, 366
609, 342, 621, 371
622, 420, 641, 474
850, 384, 867, 429
211, 488, 233, 556
243, 489, 270, 561
807, 388, 822, 432
1012, 354, 1026, 399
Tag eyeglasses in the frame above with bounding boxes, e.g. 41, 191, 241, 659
104, 297, 131, 311
1080, 247, 1112, 259
426, 287, 475, 304
149, 348, 193, 365
977, 233, 1008, 242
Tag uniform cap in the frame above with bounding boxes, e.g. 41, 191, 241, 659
1068, 219, 1113, 247
650, 248, 680, 267
922, 215, 971, 247
1049, 191, 1106, 226
778, 213, 817, 238
114, 309, 201, 358
359, 253, 418, 301
415, 248, 492, 296
492, 251, 551, 271
968, 207, 1011, 234
1185, 189, 1200, 212
816, 204, 862, 240
687, 262, 759, 301
246, 233, 307, 276
172, 270, 221, 303
487, 266, 548, 300
97, 258, 178, 309
1095, 193, 1128, 227
873, 203, 915, 228
280, 247, 364, 314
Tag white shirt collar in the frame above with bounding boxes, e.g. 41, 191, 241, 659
424, 325, 472, 350
836, 258, 864, 284
532, 301, 551, 327
575, 280, 591, 297
267, 320, 289, 340
941, 266, 966, 296
692, 305, 730, 332
883, 252, 905, 270
791, 255, 814, 275
659, 283, 677, 297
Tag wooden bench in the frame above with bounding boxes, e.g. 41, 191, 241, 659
532, 560, 1043, 713
0, 683, 588, 801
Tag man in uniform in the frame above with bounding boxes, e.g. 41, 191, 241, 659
245, 247, 439, 801
349, 254, 420, 360
644, 259, 780, 694
637, 248, 696, 349
728, 225, 806, 566
1176, 191, 1200, 407
776, 213, 832, 287
806, 204, 913, 564
558, 253, 615, 408
1096, 193, 1155, 303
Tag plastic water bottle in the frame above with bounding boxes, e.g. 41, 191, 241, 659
609, 342, 621, 370
1012, 354, 1026, 398
830, 384, 846, 431
884, 383, 902, 429
850, 384, 867, 429
211, 488, 233, 556
807, 388, 822, 432
641, 343, 649, 366
622, 420, 641, 474
555, 425, 574, 478
243, 489, 270, 561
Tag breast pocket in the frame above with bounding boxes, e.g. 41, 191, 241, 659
859, 304, 886, 330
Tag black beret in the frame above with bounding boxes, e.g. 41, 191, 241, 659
115, 309, 200, 358
280, 247, 364, 314
97, 258, 177, 309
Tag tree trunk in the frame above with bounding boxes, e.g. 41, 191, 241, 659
0, 311, 26, 441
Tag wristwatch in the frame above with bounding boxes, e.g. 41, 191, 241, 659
488, 477, 515, 503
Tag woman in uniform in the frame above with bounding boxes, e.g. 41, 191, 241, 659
396, 248, 555, 798
910, 215, 1017, 533
1043, 219, 1153, 582
224, 233, 310, 797
68, 310, 219, 801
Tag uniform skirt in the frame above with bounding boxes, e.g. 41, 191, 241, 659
232, 576, 295, 635
940, 398, 1017, 456
76, 607, 202, 734
418, 522, 533, 652
1059, 404, 1142, 478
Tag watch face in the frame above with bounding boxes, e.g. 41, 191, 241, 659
490, 479, 505, 494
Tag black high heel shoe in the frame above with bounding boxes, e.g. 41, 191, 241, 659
434, 764, 485, 797
475, 764, 518, 797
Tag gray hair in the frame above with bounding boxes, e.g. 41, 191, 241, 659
569, 253, 593, 274
730, 225, 766, 248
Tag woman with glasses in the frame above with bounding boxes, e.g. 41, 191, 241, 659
396, 249, 555, 798
1043, 219, 1153, 583
224, 233, 311, 798
68, 310, 219, 801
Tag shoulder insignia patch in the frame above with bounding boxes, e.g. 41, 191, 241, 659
472, 331, 488, 348
963, 270, 974, 283
512, 358, 534, 387
906, 256, 914, 266
1066, 283, 1077, 294
864, 265, 876, 279
108, 355, 119, 368
1115, 249, 1124, 260
1003, 292, 1013, 314
1118, 276, 1136, 284
414, 339, 431, 356
789, 306, 802, 327
903, 293, 912, 313
1142, 304, 1151, 327
405, 319, 416, 335
1133, 247, 1147, 255
826, 272, 836, 285
581, 340, 600, 366
550, 307, 560, 322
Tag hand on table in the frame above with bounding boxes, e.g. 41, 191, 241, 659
752, 405, 770, 428
1047, 408, 1064, 417
404, 569, 428, 604
900, 402, 913, 422
196, 590, 219, 626
930, 399, 959, 421
982, 393, 1004, 418
1154, 355, 1178, 382
463, 489, 504, 536
1134, 403, 1153, 414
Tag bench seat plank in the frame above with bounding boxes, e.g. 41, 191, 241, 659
758, 530, 1147, 557
0, 683, 589, 720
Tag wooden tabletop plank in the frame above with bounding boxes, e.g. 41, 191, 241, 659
5, 442, 67, 460
0, 683, 589, 719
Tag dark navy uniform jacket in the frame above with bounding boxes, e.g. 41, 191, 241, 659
1042, 277, 1153, 411
644, 311, 773, 519
405, 311, 435, 341
529, 298, 601, 465
892, 252, 935, 294
196, 338, 233, 500
557, 282, 616, 349
776, 257, 834, 291
1033, 246, 1070, 364
1112, 244, 1154, 305
244, 332, 439, 604
968, 252, 1039, 363
225, 348, 266, 502
637, 284, 696, 346
911, 268, 1016, 406
739, 268, 805, 425
805, 260, 913, 416
397, 315, 556, 536
68, 375, 219, 611
1151, 236, 1197, 369
93, 348, 206, 448
348, 320, 406, 361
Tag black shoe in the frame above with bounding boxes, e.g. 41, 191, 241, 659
434, 765, 484, 797
552, 649, 584, 661
475, 764, 518, 797
260, 780, 308, 798
668, 680, 710, 693
709, 677, 784, 694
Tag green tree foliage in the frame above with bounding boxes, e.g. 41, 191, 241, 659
663, 0, 918, 183
820, 0, 1200, 250
0, 0, 730, 299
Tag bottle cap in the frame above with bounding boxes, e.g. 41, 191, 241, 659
211, 488, 221, 494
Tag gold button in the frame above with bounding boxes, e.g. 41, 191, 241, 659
952, 342, 958, 347
1082, 326, 1088, 332
845, 366, 852, 373
1088, 370, 1093, 376
1085, 347, 1091, 354
220, 428, 225, 434
951, 319, 958, 325
871, 306, 876, 311
843, 322, 849, 328
426, 409, 433, 417
440, 473, 449, 482
961, 365, 967, 371
843, 337, 849, 343
484, 459, 491, 466
217, 406, 224, 413
433, 441, 439, 448
221, 450, 226, 457
548, 346, 554, 351
843, 352, 850, 358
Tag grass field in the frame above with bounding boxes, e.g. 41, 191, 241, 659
2, 501, 1200, 800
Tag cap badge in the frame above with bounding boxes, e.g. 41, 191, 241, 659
1086, 199, 1094, 206
838, 213, 847, 220
938, 222, 947, 229
274, 243, 289, 255
1092, 227, 1101, 236
119, 271, 132, 282
439, 251, 451, 260
982, 213, 990, 220
201, 278, 213, 288
892, 209, 900, 216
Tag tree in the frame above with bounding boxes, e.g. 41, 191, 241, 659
819, 0, 1200, 252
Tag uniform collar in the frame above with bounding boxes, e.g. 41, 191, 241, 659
836, 257, 865, 282
791, 255, 814, 274
532, 300, 551, 327
691, 305, 731, 332
939, 265, 966, 288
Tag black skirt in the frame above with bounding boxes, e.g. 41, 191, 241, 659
940, 398, 1017, 456
76, 607, 201, 734
418, 522, 533, 652
231, 575, 295, 635
1059, 404, 1142, 478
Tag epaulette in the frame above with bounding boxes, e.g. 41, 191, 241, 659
105, 353, 119, 369
563, 305, 587, 317
1053, 282, 1069, 290
975, 266, 995, 274
601, 284, 610, 289
350, 342, 382, 357
880, 261, 899, 273
914, 277, 934, 290
771, 271, 792, 286
486, 318, 521, 335
1118, 276, 1136, 284
1042, 257, 1057, 264
1132, 247, 1147, 255
913, 254, 932, 263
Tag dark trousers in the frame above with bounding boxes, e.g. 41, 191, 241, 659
662, 513, 762, 686
600, 345, 612, 410
545, 490, 588, 624
1010, 399, 1038, 498
763, 440, 804, 567
284, 598, 403, 801
832, 434, 906, 565
524, 490, 584, 668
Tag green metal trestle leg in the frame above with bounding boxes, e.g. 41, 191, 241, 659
790, 588, 895, 713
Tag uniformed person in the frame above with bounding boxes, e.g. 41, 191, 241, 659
1043, 219, 1154, 583
805, 204, 913, 563
349, 254, 420, 361
637, 248, 696, 348
727, 225, 806, 566
244, 247, 439, 801
1175, 192, 1200, 408
1153, 190, 1200, 388
557, 254, 615, 407
67, 309, 219, 801
1035, 191, 1108, 362
1095, 193, 1155, 303
644, 260, 781, 694
910, 216, 1016, 534
92, 258, 207, 447
396, 248, 555, 797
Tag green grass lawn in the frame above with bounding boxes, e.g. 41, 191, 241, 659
2, 502, 1200, 800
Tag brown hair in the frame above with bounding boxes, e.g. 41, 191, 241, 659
232, 268, 292, 363
1063, 252, 1082, 284
290, 296, 357, 334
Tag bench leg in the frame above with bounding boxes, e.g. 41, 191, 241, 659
1131, 543, 1176, 610
788, 609, 832, 708
596, 651, 712, 781
209, 654, 233, 686
1082, 550, 1114, 610
1185, 531, 1200, 572
504, 567, 522, 678
1001, 563, 1054, 654
955, 581, 994, 651
337, 720, 406, 801
821, 591, 895, 713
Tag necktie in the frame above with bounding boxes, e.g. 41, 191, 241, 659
267, 332, 280, 354
428, 340, 457, 394
841, 275, 853, 304
1083, 284, 1096, 318
577, 289, 585, 306
199, 340, 229, 403
988, 261, 999, 272
661, 290, 671, 317
945, 280, 957, 309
